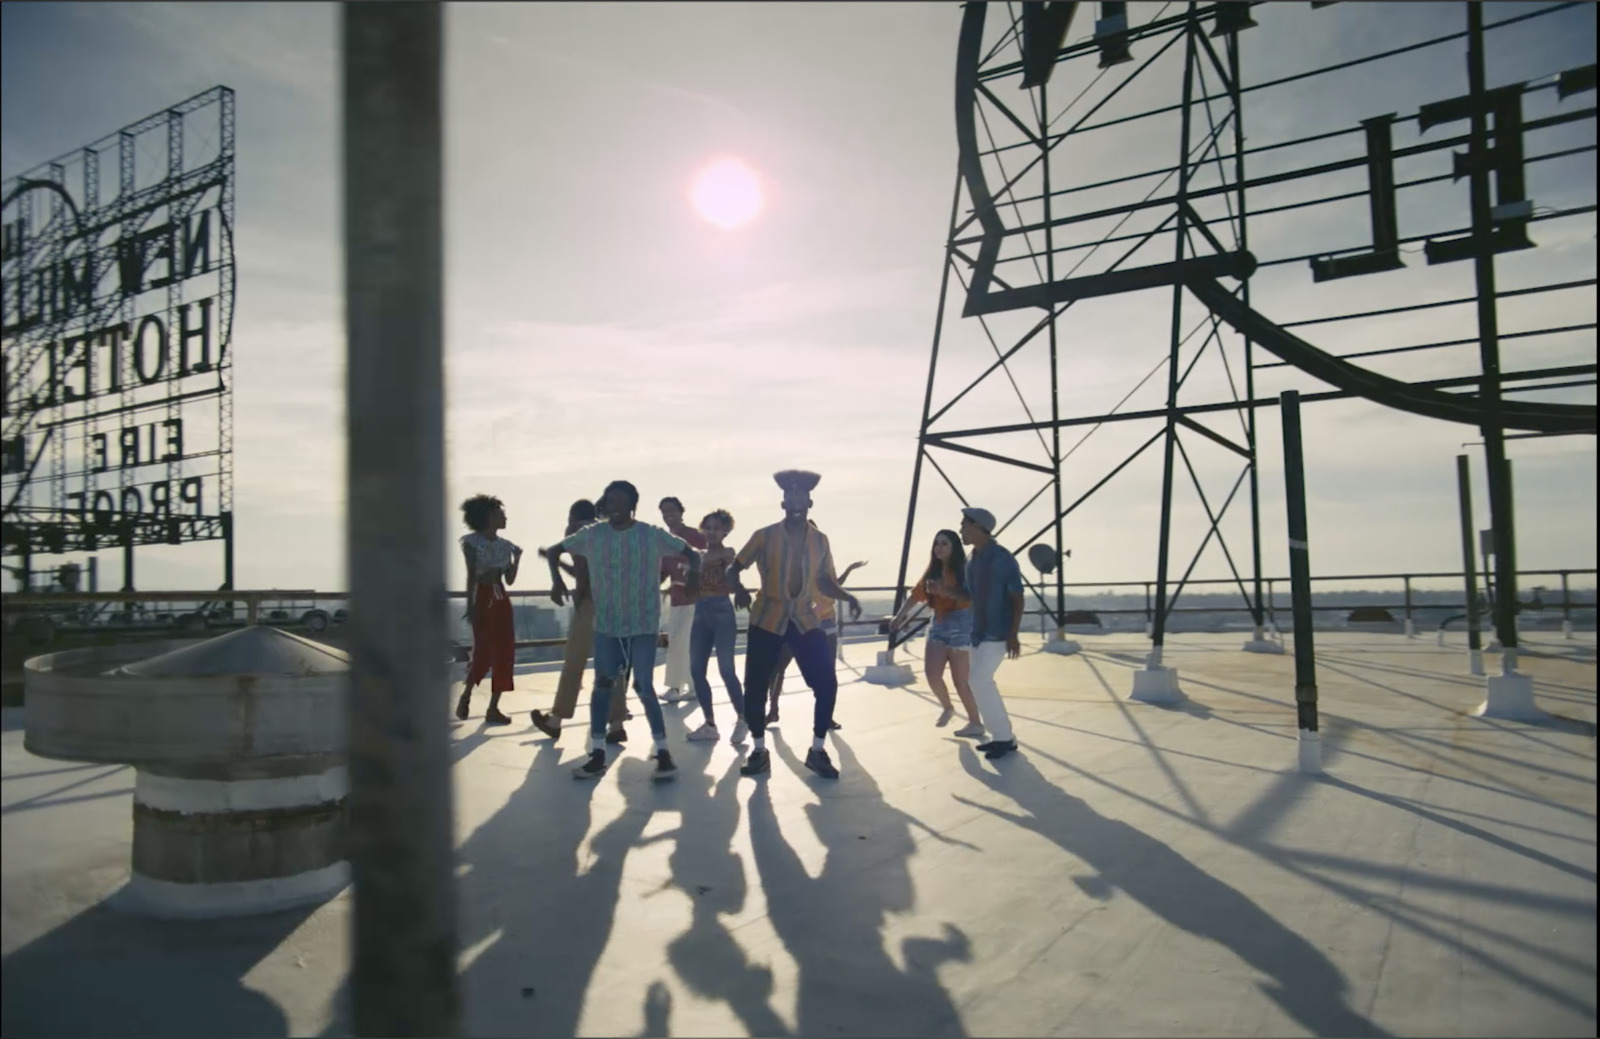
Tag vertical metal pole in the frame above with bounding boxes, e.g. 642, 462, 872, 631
1040, 80, 1066, 636
342, 4, 458, 1036
87, 555, 98, 593
222, 510, 235, 590
1149, 7, 1200, 669
1560, 570, 1571, 638
1403, 575, 1413, 637
1464, 3, 1519, 673
121, 534, 133, 591
1281, 392, 1319, 770
1228, 28, 1265, 641
1456, 454, 1484, 670
894, 170, 964, 616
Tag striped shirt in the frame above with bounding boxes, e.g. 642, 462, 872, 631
735, 521, 837, 635
562, 520, 688, 637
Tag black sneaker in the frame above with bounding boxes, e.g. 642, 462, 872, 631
740, 749, 771, 776
983, 740, 1018, 760
804, 748, 840, 779
829, 720, 842, 731
975, 741, 996, 752
530, 710, 561, 739
572, 750, 608, 780
606, 727, 628, 745
652, 749, 678, 782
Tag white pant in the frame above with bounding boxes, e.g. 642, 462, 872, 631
969, 640, 1014, 743
663, 601, 695, 690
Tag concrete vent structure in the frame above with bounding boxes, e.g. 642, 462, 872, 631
24, 626, 350, 919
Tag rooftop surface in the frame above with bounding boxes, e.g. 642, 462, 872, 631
3, 631, 1595, 1037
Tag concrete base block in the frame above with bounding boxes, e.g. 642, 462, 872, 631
1297, 729, 1322, 774
116, 860, 349, 919
1404, 619, 1416, 638
863, 652, 916, 686
1469, 650, 1485, 676
1042, 637, 1082, 656
1129, 666, 1183, 703
1485, 640, 1503, 653
1473, 672, 1543, 721
1563, 620, 1573, 638
1242, 639, 1284, 655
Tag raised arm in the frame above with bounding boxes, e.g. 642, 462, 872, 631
815, 554, 861, 621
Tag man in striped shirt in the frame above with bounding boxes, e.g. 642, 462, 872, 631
729, 470, 861, 779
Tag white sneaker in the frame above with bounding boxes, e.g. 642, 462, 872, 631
731, 720, 749, 744
686, 723, 719, 743
953, 722, 985, 739
663, 687, 692, 703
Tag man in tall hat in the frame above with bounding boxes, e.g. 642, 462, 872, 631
728, 470, 861, 779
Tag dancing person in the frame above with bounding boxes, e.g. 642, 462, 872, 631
960, 507, 1024, 759
888, 530, 983, 736
658, 496, 708, 703
456, 494, 523, 726
730, 470, 861, 779
684, 508, 747, 744
534, 498, 628, 741
548, 479, 700, 781
766, 544, 865, 728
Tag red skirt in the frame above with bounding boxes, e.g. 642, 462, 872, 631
467, 581, 515, 693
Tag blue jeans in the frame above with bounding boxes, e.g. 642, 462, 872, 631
690, 596, 745, 727
591, 632, 666, 741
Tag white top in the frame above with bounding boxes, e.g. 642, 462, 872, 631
460, 532, 520, 574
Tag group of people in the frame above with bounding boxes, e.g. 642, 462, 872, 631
453, 469, 1026, 784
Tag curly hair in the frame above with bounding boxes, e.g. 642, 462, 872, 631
568, 499, 597, 525
460, 494, 503, 532
659, 496, 684, 512
700, 508, 735, 533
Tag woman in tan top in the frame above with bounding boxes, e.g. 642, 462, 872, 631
890, 529, 982, 736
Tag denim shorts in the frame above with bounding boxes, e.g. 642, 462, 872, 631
927, 607, 973, 650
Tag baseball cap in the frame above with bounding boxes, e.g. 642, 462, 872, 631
960, 507, 996, 533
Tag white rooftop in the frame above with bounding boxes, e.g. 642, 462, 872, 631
3, 631, 1594, 1037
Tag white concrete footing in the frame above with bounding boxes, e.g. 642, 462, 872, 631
1404, 619, 1416, 638
1473, 671, 1543, 720
1297, 729, 1322, 774
115, 861, 351, 919
1242, 638, 1284, 655
1563, 619, 1573, 639
1042, 630, 1081, 655
1129, 666, 1183, 703
863, 651, 916, 686
1468, 649, 1485, 676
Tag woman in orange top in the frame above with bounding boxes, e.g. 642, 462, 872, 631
890, 529, 982, 736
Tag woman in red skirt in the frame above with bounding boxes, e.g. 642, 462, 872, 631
456, 494, 522, 725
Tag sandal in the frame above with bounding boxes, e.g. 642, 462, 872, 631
485, 708, 512, 726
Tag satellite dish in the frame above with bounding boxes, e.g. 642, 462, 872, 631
1027, 544, 1058, 574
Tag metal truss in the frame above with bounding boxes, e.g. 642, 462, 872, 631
894, 1, 1597, 661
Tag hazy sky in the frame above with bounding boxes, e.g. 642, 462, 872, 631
2, 2, 1594, 601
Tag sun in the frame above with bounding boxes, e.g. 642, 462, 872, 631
690, 158, 764, 230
